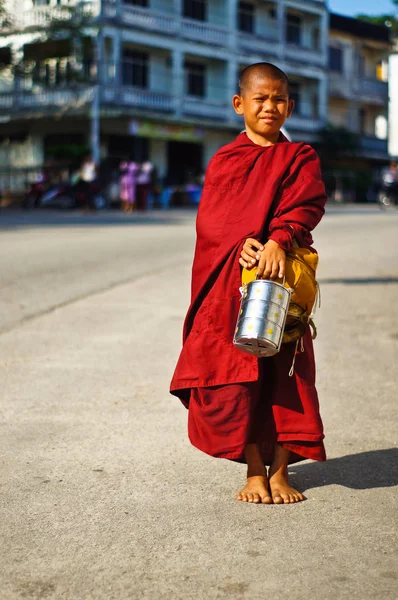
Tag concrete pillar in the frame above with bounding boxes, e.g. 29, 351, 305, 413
172, 48, 184, 118
277, 0, 285, 57
320, 9, 329, 69
318, 75, 328, 124
226, 0, 238, 51
173, 0, 182, 16
227, 58, 238, 121
150, 138, 168, 179
112, 31, 122, 89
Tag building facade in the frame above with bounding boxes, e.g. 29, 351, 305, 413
328, 13, 390, 165
0, 0, 329, 188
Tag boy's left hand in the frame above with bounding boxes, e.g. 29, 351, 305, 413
256, 240, 286, 280
239, 239, 286, 280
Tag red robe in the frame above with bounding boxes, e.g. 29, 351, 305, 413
170, 132, 327, 464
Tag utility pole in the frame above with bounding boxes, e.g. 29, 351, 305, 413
90, 82, 100, 164
90, 33, 100, 164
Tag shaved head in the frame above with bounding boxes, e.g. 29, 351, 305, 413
239, 62, 289, 96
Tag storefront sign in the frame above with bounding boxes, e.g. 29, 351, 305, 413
129, 120, 204, 142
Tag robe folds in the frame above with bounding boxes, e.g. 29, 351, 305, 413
170, 132, 327, 464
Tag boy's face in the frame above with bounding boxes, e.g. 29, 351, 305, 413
233, 76, 294, 145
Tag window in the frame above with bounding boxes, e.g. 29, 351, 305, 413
238, 2, 255, 34
357, 53, 365, 78
286, 14, 302, 45
359, 108, 366, 134
329, 47, 343, 73
312, 28, 320, 50
289, 82, 301, 115
185, 61, 206, 97
312, 93, 319, 119
124, 0, 149, 6
122, 49, 149, 88
183, 0, 207, 21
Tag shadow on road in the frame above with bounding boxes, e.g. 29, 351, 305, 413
290, 448, 398, 492
0, 209, 196, 231
319, 277, 398, 285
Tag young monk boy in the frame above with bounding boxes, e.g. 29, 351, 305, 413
170, 63, 327, 505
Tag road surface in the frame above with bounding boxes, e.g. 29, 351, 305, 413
0, 206, 397, 599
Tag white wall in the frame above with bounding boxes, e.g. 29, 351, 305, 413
256, 4, 278, 41
151, 0, 174, 13
389, 53, 398, 157
208, 0, 226, 27
149, 51, 172, 93
206, 61, 227, 103
150, 138, 167, 178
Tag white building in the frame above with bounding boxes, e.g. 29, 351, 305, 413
388, 44, 398, 159
328, 13, 390, 164
0, 0, 328, 186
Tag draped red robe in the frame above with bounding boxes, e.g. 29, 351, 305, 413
170, 132, 327, 464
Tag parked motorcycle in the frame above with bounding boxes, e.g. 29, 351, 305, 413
377, 182, 398, 208
23, 180, 46, 210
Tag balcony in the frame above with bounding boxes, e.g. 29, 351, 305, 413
284, 44, 326, 68
10, 6, 68, 29
9, 2, 97, 30
359, 135, 388, 159
181, 19, 229, 47
0, 88, 93, 113
357, 79, 388, 106
122, 5, 177, 36
286, 114, 323, 133
237, 33, 280, 58
329, 73, 351, 99
183, 97, 228, 121
102, 86, 175, 113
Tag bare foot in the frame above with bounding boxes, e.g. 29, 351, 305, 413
236, 443, 272, 504
268, 443, 305, 504
236, 475, 273, 504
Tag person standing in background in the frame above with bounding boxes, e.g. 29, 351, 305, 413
80, 154, 98, 212
120, 159, 139, 213
136, 161, 154, 211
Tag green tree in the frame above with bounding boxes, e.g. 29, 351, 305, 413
356, 0, 398, 33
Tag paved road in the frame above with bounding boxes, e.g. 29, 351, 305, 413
0, 206, 397, 600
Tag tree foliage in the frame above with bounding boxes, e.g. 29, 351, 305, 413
356, 0, 398, 34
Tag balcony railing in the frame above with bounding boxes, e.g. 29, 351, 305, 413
357, 79, 388, 105
183, 97, 228, 120
9, 2, 98, 30
181, 19, 229, 46
237, 33, 280, 57
115, 87, 175, 112
286, 115, 323, 132
0, 88, 94, 112
284, 44, 326, 67
360, 135, 388, 158
122, 5, 177, 35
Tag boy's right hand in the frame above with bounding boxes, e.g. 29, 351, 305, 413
239, 238, 264, 269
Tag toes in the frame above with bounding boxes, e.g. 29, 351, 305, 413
252, 493, 261, 504
273, 494, 284, 504
247, 493, 254, 503
261, 495, 273, 504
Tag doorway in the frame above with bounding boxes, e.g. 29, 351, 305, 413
167, 141, 203, 185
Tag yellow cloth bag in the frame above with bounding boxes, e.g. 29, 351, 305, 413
241, 244, 319, 344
